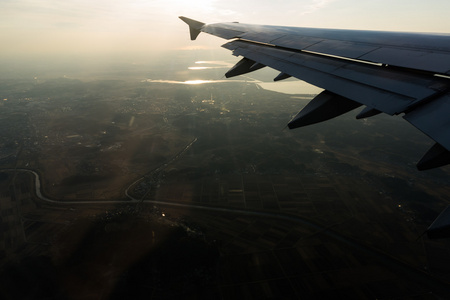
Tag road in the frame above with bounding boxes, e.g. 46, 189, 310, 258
125, 137, 198, 201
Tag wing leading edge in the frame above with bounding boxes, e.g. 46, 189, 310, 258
180, 16, 450, 170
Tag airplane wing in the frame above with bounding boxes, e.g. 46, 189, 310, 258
179, 17, 450, 170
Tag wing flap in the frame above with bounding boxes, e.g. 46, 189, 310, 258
223, 40, 447, 115
304, 40, 380, 59
359, 48, 450, 74
271, 35, 325, 50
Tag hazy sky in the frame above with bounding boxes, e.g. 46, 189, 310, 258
1, 0, 450, 56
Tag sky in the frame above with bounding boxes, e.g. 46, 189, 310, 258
1, 0, 450, 57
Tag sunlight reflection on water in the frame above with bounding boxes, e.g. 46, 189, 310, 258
141, 60, 321, 94
141, 79, 256, 85
141, 79, 321, 94
188, 66, 225, 70
257, 81, 322, 94
194, 61, 234, 67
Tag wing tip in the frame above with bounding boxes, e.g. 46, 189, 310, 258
179, 16, 205, 40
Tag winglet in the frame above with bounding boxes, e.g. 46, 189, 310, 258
179, 16, 205, 40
